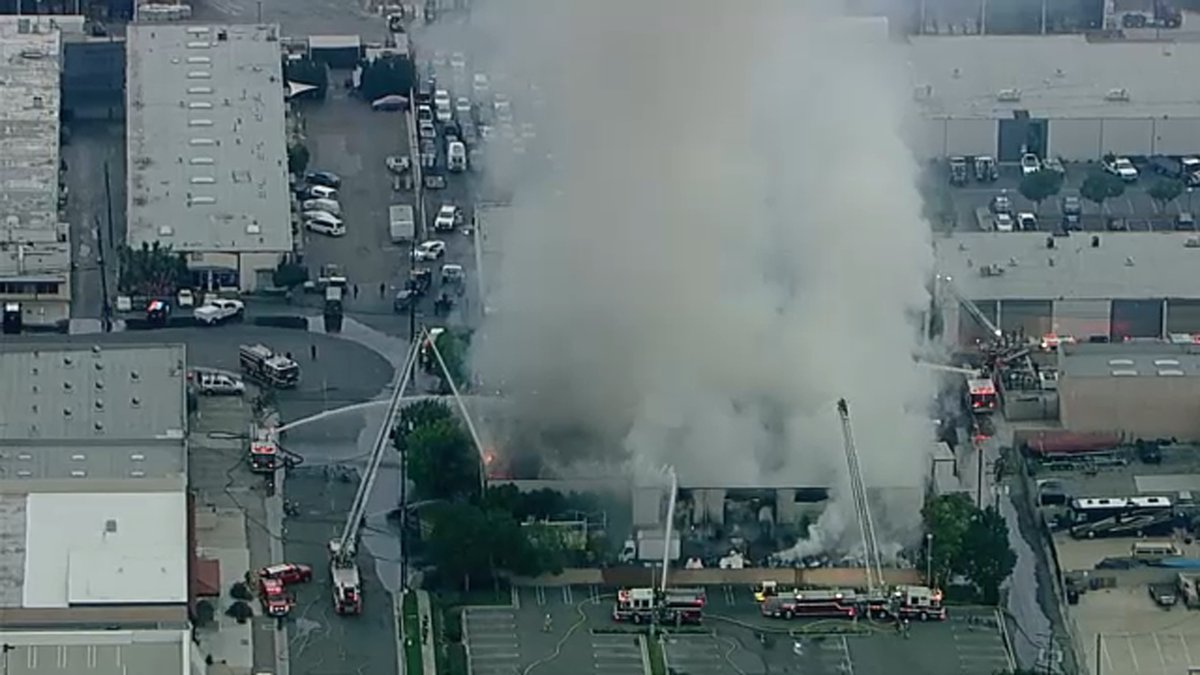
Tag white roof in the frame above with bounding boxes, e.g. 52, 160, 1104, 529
910, 35, 1200, 120
23, 492, 187, 608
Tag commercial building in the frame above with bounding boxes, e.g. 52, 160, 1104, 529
934, 232, 1200, 344
909, 35, 1200, 161
126, 24, 292, 292
0, 17, 71, 327
0, 344, 191, 673
1056, 342, 1200, 440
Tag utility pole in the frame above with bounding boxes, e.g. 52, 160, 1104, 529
976, 440, 986, 509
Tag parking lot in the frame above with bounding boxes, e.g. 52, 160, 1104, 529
1076, 587, 1200, 675
461, 586, 1013, 675
937, 162, 1200, 233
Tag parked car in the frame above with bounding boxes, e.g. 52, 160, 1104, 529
1020, 153, 1041, 176
419, 120, 437, 140
412, 240, 447, 261
994, 212, 1014, 232
1061, 195, 1082, 227
1104, 156, 1139, 182
196, 371, 245, 395
1017, 212, 1038, 231
990, 192, 1012, 214
385, 155, 411, 174
302, 198, 341, 216
472, 73, 489, 98
305, 171, 341, 188
306, 185, 338, 200
371, 94, 409, 112
1042, 157, 1065, 175
177, 289, 195, 307
1176, 212, 1196, 231
194, 298, 245, 325
416, 105, 434, 124
433, 204, 463, 231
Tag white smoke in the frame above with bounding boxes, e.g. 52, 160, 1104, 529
451, 0, 937, 547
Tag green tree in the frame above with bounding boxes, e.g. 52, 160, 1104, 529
225, 600, 253, 623
360, 55, 416, 102
118, 241, 190, 297
405, 417, 479, 502
921, 493, 976, 586
272, 261, 308, 289
283, 57, 328, 99
425, 503, 557, 590
960, 506, 1017, 605
1148, 178, 1185, 211
193, 599, 216, 627
424, 331, 470, 393
1018, 169, 1064, 213
397, 399, 455, 445
287, 143, 310, 176
1080, 171, 1126, 213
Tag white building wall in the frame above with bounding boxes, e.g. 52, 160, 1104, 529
1048, 119, 1103, 160
942, 118, 997, 157
1151, 118, 1200, 156
1052, 299, 1111, 340
1100, 118, 1155, 156
239, 251, 285, 292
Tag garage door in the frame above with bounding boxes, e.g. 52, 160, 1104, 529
999, 300, 1053, 338
1111, 299, 1163, 340
1166, 300, 1200, 335
943, 119, 997, 157
958, 300, 999, 345
1052, 300, 1110, 342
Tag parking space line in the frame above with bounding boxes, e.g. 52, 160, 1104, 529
722, 585, 735, 605
1101, 635, 1115, 674
535, 585, 546, 606
1180, 634, 1194, 665
562, 585, 573, 605
1127, 636, 1141, 673
1153, 633, 1169, 673
589, 584, 601, 603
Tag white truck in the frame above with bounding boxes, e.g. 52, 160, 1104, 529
194, 298, 245, 325
389, 204, 415, 243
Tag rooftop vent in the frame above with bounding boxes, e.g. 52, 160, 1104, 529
131, 396, 141, 407
63, 408, 72, 417
130, 370, 139, 381
1092, 235, 1101, 248
91, 345, 100, 355
247, 224, 261, 234
158, 225, 174, 236
1111, 369, 1139, 377
980, 263, 1005, 277
70, 470, 86, 478
996, 88, 1022, 102
94, 381, 103, 390
63, 381, 72, 391
1106, 88, 1130, 102
62, 356, 73, 367
93, 361, 103, 371
1155, 359, 1181, 366
104, 519, 117, 533
94, 399, 103, 410
1126, 256, 1136, 266
130, 470, 146, 478
93, 421, 102, 432
71, 454, 85, 461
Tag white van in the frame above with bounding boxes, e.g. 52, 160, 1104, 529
447, 140, 467, 172
305, 215, 345, 237
301, 198, 341, 216
1132, 541, 1182, 561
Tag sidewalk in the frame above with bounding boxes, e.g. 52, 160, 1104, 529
417, 590, 437, 675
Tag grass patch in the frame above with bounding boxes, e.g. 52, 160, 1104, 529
402, 591, 423, 675
646, 636, 666, 675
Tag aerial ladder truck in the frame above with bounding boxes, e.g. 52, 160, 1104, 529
327, 327, 490, 615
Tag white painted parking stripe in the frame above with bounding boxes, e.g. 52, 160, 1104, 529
563, 585, 573, 604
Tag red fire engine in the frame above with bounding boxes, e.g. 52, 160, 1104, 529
259, 578, 292, 617
890, 585, 947, 621
966, 377, 998, 414
249, 438, 279, 473
760, 589, 858, 620
612, 587, 705, 625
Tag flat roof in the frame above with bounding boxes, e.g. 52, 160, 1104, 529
909, 35, 1200, 119
20, 492, 187, 608
0, 17, 68, 281
0, 629, 189, 675
1059, 342, 1200, 378
126, 24, 292, 254
934, 232, 1200, 301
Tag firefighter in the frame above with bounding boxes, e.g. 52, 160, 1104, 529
542, 613, 552, 633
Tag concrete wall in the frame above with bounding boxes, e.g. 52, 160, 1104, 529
1048, 119, 1103, 159
1166, 299, 1200, 335
926, 118, 997, 158
239, 251, 285, 292
1059, 375, 1200, 440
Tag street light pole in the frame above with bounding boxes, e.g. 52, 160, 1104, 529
925, 533, 934, 585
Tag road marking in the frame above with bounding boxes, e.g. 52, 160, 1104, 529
562, 585, 574, 605
1101, 634, 1115, 674
722, 584, 735, 605
589, 585, 601, 603
1153, 633, 1169, 673
1127, 636, 1141, 673
1180, 634, 1194, 665
535, 585, 546, 606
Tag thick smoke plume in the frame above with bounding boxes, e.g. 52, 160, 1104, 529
454, 0, 937, 542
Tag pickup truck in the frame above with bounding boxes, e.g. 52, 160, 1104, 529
194, 298, 245, 325
1149, 582, 1178, 608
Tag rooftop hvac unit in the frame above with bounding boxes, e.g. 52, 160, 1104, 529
1105, 88, 1130, 101
996, 88, 1022, 102
1186, 237, 1200, 248
979, 263, 1005, 277
912, 84, 933, 101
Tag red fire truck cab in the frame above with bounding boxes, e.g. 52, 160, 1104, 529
259, 578, 292, 617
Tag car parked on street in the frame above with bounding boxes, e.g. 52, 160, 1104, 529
304, 171, 341, 188
412, 240, 447, 261
994, 212, 1015, 232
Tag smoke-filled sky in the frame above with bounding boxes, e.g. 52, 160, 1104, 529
453, 0, 936, 506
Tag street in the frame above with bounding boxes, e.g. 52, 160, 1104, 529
62, 120, 125, 319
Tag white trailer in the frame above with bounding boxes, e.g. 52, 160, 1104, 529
389, 204, 415, 243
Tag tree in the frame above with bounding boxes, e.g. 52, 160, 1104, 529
230, 581, 253, 601
405, 417, 479, 502
1018, 169, 1063, 213
425, 330, 470, 393
283, 57, 328, 99
360, 55, 416, 102
193, 599, 216, 627
117, 241, 190, 297
424, 503, 555, 590
1148, 178, 1185, 211
287, 143, 310, 176
397, 400, 455, 446
960, 506, 1017, 605
1080, 171, 1125, 213
272, 260, 308, 289
225, 600, 253, 623
921, 493, 976, 586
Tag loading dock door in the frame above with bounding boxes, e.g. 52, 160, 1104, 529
999, 300, 1053, 339
1110, 299, 1163, 340
1166, 299, 1200, 335
997, 115, 1048, 162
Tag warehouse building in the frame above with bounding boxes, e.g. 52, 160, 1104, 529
0, 17, 71, 327
126, 24, 292, 292
0, 344, 192, 673
909, 34, 1200, 161
1057, 342, 1200, 440
935, 232, 1200, 345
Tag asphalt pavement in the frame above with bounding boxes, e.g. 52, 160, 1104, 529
62, 120, 125, 319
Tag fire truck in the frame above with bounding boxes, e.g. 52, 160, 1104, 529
888, 585, 947, 621
238, 343, 301, 389
612, 587, 705, 625
760, 589, 859, 620
328, 540, 362, 615
248, 431, 280, 473
966, 377, 998, 414
259, 577, 292, 617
